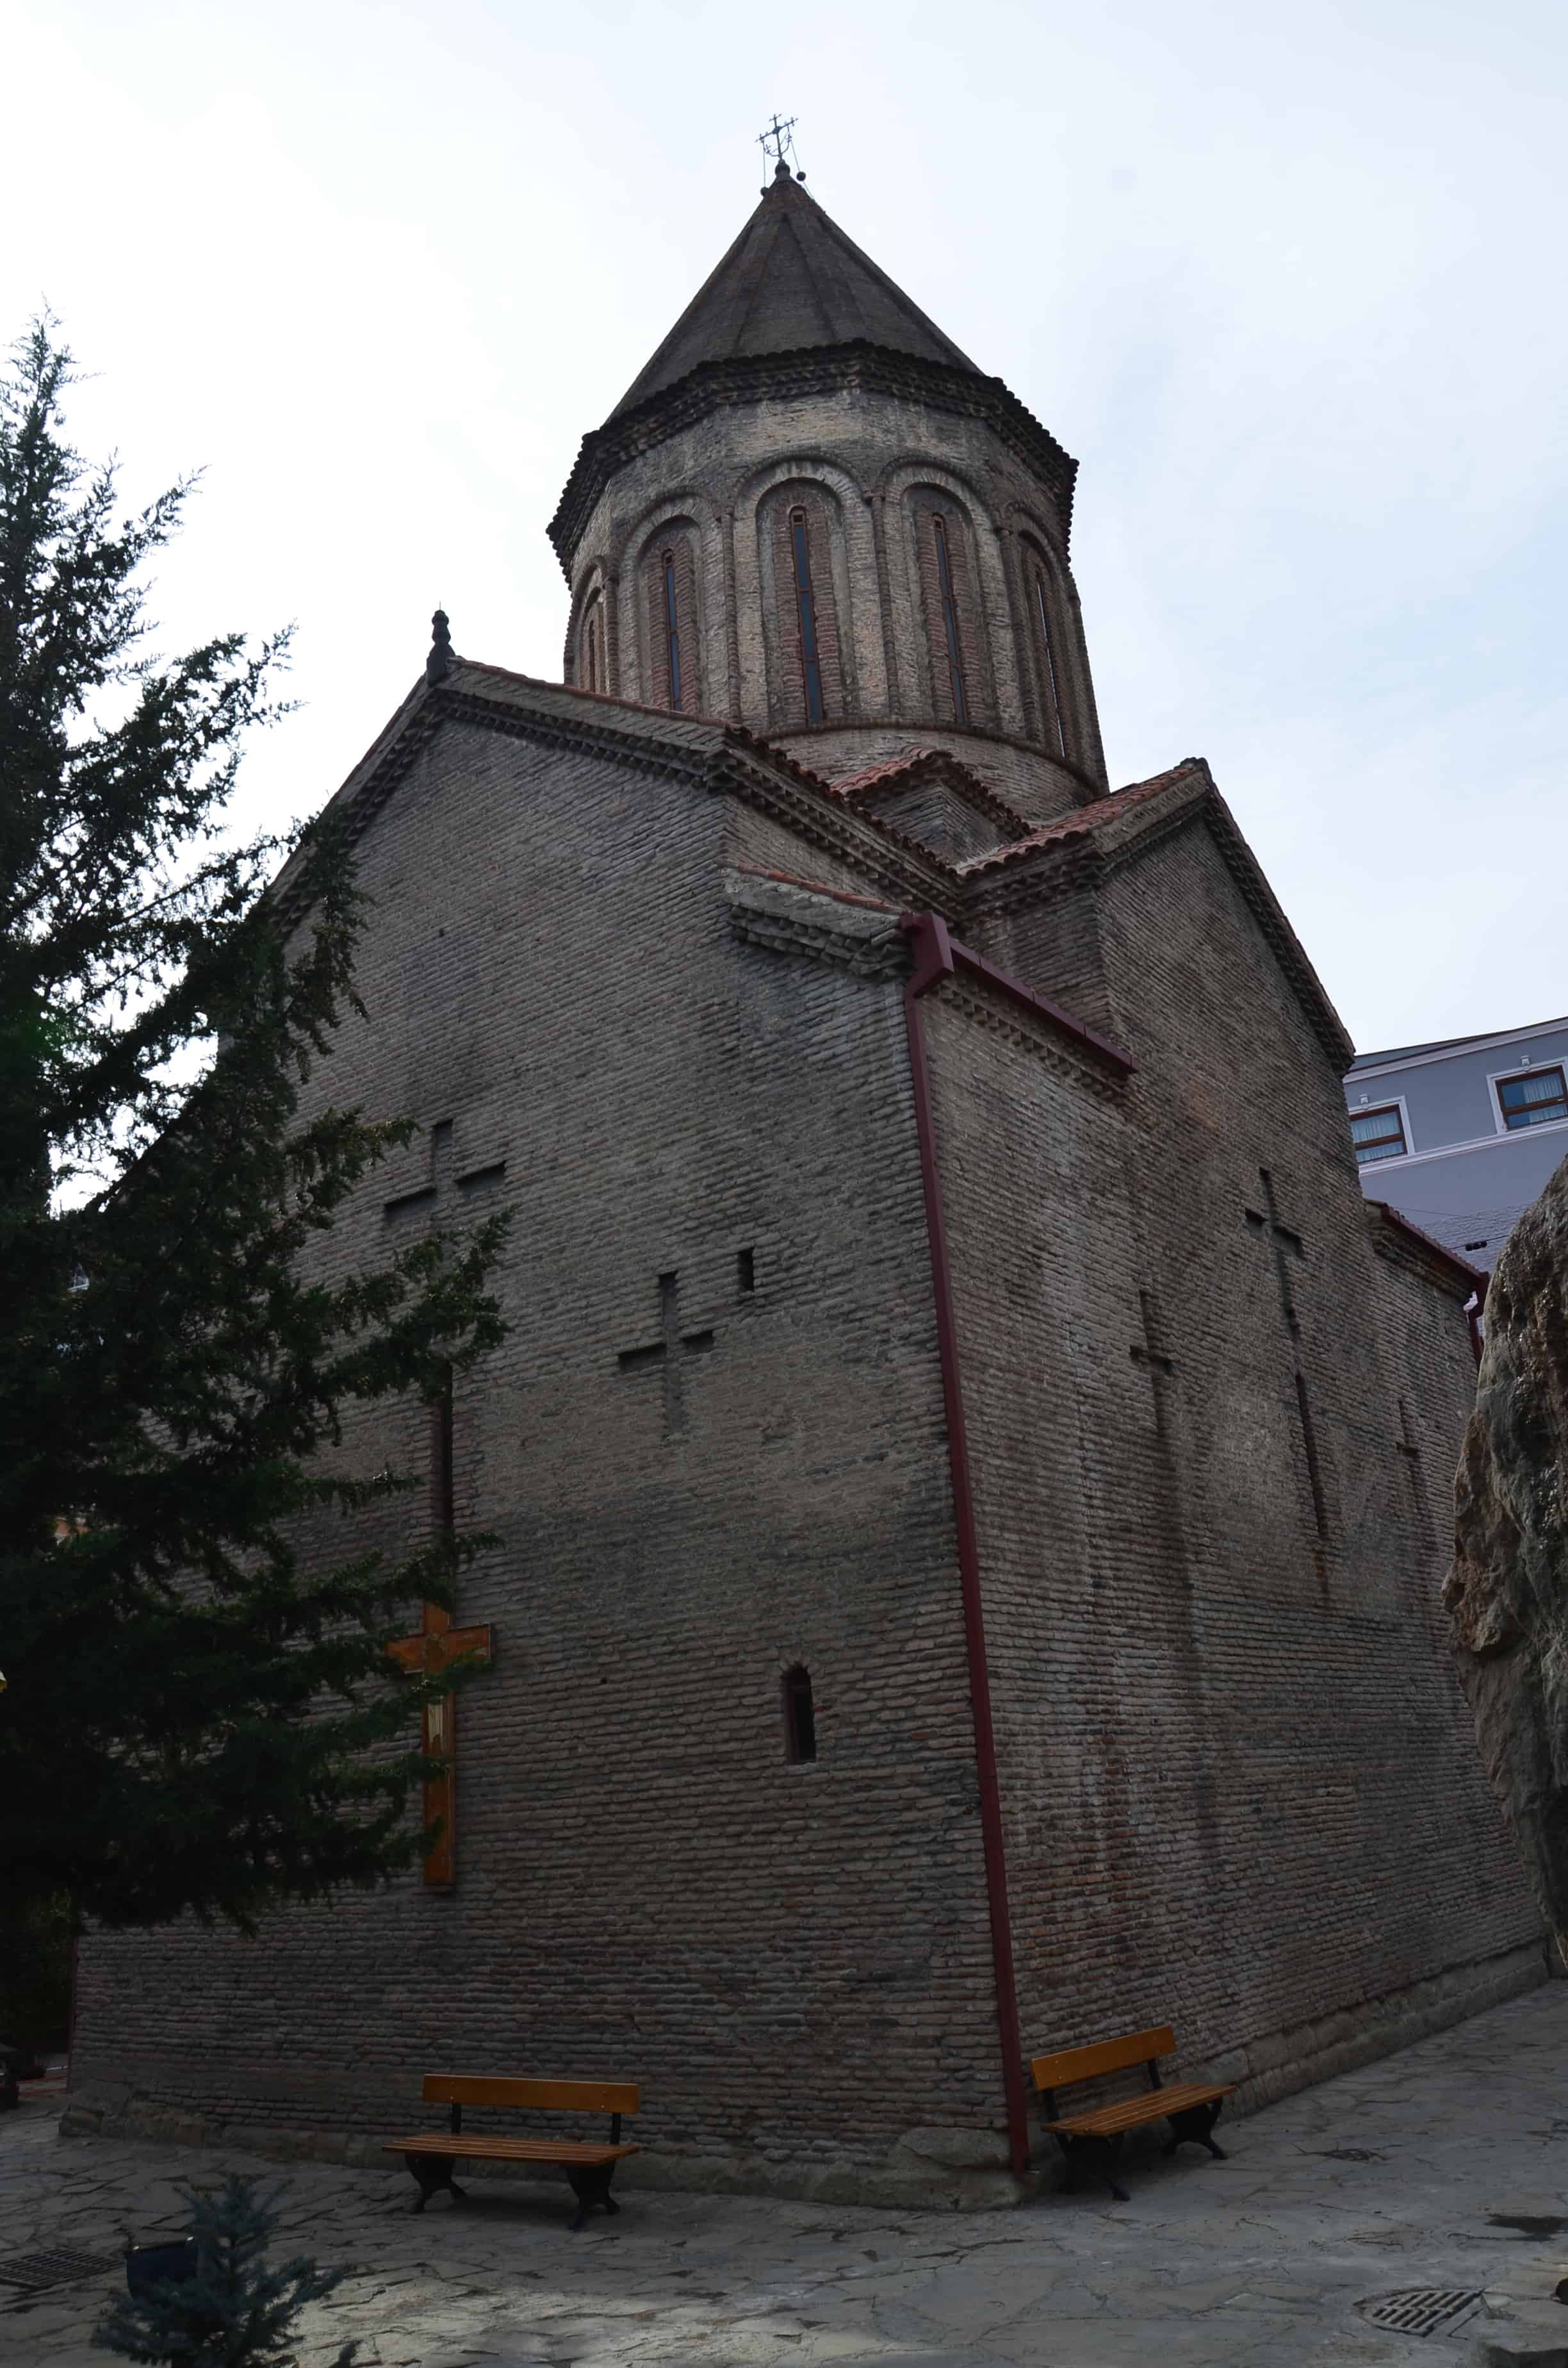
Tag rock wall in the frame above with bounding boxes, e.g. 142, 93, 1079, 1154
1447, 1155, 1568, 1948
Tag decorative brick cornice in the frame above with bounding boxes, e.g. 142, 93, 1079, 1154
724, 870, 906, 980
548, 343, 1079, 578
268, 661, 962, 933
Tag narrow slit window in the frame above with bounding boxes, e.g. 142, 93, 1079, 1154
782, 1665, 816, 1763
931, 514, 968, 724
1033, 570, 1068, 759
790, 508, 826, 725
584, 609, 601, 693
737, 1247, 756, 1295
662, 551, 683, 711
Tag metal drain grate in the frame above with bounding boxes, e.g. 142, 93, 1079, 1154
1358, 2288, 1483, 2337
0, 2248, 117, 2295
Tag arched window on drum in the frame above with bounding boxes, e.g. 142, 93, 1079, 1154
769, 491, 844, 728
913, 497, 988, 728
644, 533, 699, 712
578, 593, 605, 695
1020, 538, 1068, 760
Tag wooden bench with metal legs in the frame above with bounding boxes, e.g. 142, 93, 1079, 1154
384, 2075, 640, 2230
1032, 2027, 1234, 2202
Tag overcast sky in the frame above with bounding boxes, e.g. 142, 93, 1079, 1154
8, 0, 1563, 1055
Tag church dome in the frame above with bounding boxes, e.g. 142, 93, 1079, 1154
548, 164, 1108, 818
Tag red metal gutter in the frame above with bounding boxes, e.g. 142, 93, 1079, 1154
899, 910, 1033, 2178
905, 916, 1137, 1079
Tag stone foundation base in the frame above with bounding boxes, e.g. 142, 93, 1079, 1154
61, 1940, 1548, 2213
56, 2091, 1036, 2211
1178, 1939, 1548, 2123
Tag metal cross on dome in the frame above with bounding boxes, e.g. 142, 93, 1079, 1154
758, 113, 803, 183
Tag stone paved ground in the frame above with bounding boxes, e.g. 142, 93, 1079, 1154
6, 1987, 1568, 2367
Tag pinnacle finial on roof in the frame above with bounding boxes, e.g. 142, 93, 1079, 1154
426, 607, 453, 686
607, 136, 976, 420
757, 110, 801, 191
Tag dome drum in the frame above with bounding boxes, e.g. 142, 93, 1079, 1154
555, 169, 1107, 810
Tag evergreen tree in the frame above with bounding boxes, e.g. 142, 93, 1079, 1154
95, 2174, 359, 2367
0, 321, 507, 1934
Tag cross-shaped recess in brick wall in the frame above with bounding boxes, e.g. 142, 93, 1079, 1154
1245, 1169, 1329, 1552
1129, 1288, 1177, 1438
383, 1118, 507, 1231
1396, 1394, 1431, 1534
617, 1271, 714, 1436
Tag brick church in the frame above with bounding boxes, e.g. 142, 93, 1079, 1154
72, 159, 1542, 2205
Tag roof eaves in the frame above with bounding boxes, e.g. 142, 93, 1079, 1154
269, 655, 961, 935
549, 344, 1078, 577
1366, 1199, 1485, 1301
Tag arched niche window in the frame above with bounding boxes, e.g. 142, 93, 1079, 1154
782, 1665, 817, 1763
578, 594, 604, 695
767, 490, 844, 728
1020, 538, 1068, 760
644, 532, 699, 713
912, 496, 988, 728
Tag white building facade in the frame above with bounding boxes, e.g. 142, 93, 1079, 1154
1345, 1015, 1568, 1273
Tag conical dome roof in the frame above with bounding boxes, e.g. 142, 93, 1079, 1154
610, 162, 978, 420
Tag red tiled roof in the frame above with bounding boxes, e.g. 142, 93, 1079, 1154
957, 761, 1205, 875
828, 748, 949, 798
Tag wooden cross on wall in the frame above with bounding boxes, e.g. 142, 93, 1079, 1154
382, 1115, 505, 1891
386, 1362, 493, 1888
386, 1595, 492, 1892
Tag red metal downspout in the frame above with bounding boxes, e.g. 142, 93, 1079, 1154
900, 910, 1032, 2179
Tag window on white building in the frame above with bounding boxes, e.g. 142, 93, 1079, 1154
1351, 1105, 1408, 1163
1497, 1065, 1568, 1131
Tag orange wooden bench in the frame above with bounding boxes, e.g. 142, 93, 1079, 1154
1032, 2025, 1233, 2201
384, 2074, 640, 2228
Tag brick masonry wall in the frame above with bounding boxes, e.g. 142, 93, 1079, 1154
72, 718, 1022, 2201
970, 880, 1120, 1039
944, 816, 1540, 2119
68, 689, 1542, 2205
